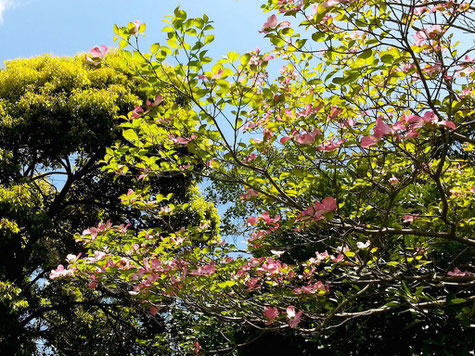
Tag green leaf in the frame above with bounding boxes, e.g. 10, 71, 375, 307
204, 35, 215, 44
385, 301, 400, 307
123, 129, 139, 143
194, 18, 204, 29
218, 280, 236, 289
119, 40, 129, 49
227, 52, 239, 62
240, 53, 251, 66
150, 43, 160, 54
358, 49, 373, 60
380, 54, 394, 64
312, 32, 325, 42
167, 38, 178, 48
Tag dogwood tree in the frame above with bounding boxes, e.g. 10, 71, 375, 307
58, 1, 474, 354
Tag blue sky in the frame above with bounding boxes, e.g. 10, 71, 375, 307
0, 0, 272, 64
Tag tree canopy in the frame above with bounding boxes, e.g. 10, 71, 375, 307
0, 53, 218, 354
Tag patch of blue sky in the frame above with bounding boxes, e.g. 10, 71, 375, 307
0, 0, 273, 64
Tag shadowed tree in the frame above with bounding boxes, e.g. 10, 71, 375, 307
0, 53, 217, 354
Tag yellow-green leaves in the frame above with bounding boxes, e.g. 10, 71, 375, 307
123, 129, 140, 145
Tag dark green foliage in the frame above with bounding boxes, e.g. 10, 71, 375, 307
0, 54, 201, 354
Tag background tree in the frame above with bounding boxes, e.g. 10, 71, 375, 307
0, 52, 217, 354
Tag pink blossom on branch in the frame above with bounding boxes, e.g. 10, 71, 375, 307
194, 341, 201, 354
280, 135, 293, 144
309, 250, 329, 265
373, 116, 392, 139
86, 45, 109, 65
317, 137, 346, 152
447, 267, 473, 276
438, 120, 456, 130
131, 105, 145, 118
259, 14, 291, 33
293, 281, 330, 295
261, 211, 281, 225
146, 94, 163, 107
246, 277, 261, 291
260, 258, 283, 275
89, 45, 108, 59
189, 263, 216, 276
49, 265, 75, 279
314, 196, 337, 214
297, 196, 337, 222
241, 187, 259, 200
356, 240, 371, 249
295, 129, 321, 145
246, 216, 258, 226
360, 135, 378, 148
260, 14, 278, 33
286, 306, 303, 328
322, 0, 340, 7
413, 30, 428, 47
403, 214, 418, 223
131, 20, 141, 35
88, 275, 99, 289
389, 176, 399, 185
66, 253, 81, 263
264, 306, 280, 324
168, 134, 197, 145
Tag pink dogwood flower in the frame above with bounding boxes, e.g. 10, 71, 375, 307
194, 341, 201, 354
297, 196, 337, 222
49, 265, 74, 279
86, 45, 109, 65
361, 116, 393, 148
322, 0, 340, 7
88, 275, 98, 289
260, 15, 278, 32
295, 129, 320, 145
189, 264, 216, 276
293, 281, 330, 295
131, 105, 144, 118
66, 253, 81, 263
89, 45, 108, 59
356, 240, 371, 249
286, 306, 303, 328
241, 188, 259, 200
447, 267, 473, 276
146, 94, 163, 107
264, 307, 280, 324
413, 31, 427, 47
318, 138, 346, 152
361, 135, 378, 148
389, 176, 399, 185
246, 216, 258, 226
403, 214, 418, 223
131, 20, 141, 35
329, 106, 343, 119
308, 250, 329, 265
373, 116, 392, 139
259, 14, 291, 33
261, 211, 281, 224
280, 135, 293, 144
168, 134, 197, 145
314, 196, 337, 213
